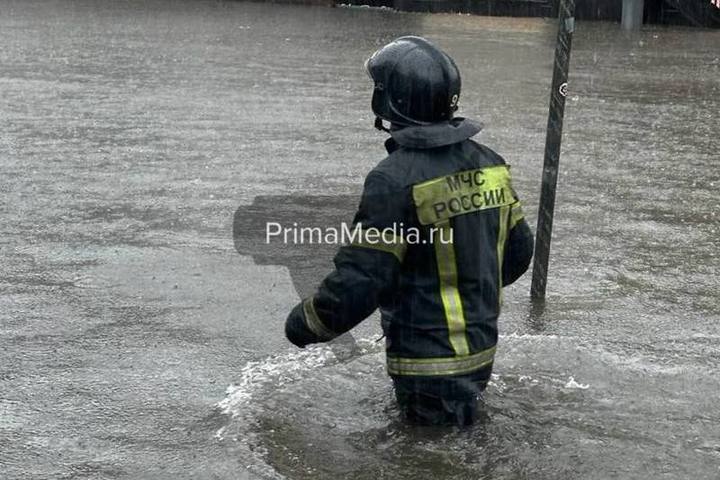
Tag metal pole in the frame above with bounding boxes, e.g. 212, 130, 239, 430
621, 0, 645, 30
530, 0, 575, 300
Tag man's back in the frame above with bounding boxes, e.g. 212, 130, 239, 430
359, 132, 533, 424
373, 137, 522, 364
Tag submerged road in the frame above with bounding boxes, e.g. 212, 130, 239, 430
1, 1, 718, 479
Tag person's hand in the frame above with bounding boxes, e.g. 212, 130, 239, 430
285, 303, 318, 348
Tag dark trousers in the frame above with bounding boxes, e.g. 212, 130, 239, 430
391, 364, 493, 426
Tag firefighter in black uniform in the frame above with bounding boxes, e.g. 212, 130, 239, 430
285, 36, 534, 425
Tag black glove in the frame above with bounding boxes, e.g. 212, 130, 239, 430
285, 303, 321, 348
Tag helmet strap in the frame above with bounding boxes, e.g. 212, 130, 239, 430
374, 117, 391, 133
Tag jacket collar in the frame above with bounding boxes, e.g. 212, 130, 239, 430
388, 117, 483, 150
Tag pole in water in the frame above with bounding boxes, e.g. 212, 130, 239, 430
530, 0, 575, 300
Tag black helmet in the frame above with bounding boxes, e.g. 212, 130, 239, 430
365, 36, 461, 129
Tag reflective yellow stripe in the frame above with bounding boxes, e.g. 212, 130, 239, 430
496, 205, 510, 306
509, 201, 525, 229
387, 346, 496, 376
350, 230, 406, 262
302, 297, 336, 340
412, 165, 515, 225
433, 223, 470, 356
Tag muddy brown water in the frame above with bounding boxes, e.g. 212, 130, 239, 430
1, 1, 719, 479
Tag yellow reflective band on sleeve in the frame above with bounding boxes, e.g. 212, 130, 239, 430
412, 165, 515, 226
350, 229, 407, 262
386, 346, 496, 376
302, 297, 336, 341
433, 223, 470, 356
509, 201, 525, 229
496, 205, 510, 306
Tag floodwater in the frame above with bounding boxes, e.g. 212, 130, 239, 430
1, 1, 718, 478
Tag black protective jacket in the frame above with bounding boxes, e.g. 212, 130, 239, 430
286, 118, 534, 404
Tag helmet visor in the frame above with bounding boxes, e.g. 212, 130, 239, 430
364, 48, 381, 80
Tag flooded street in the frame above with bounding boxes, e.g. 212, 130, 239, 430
1, 1, 719, 478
